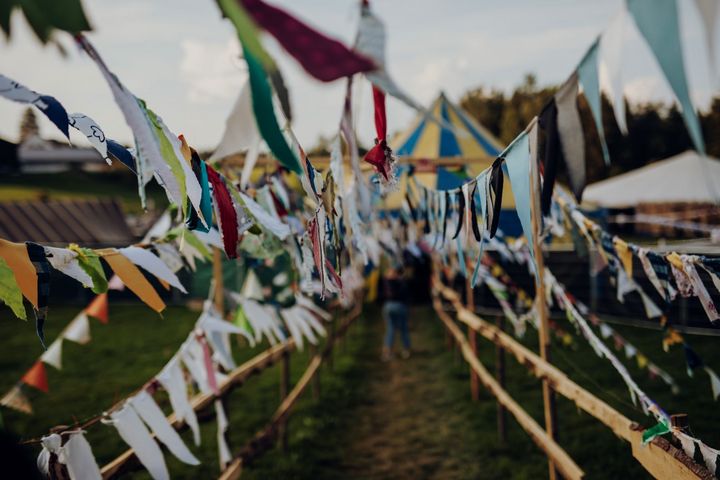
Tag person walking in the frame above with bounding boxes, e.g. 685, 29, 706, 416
381, 265, 411, 361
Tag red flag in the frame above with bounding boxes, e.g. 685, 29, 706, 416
85, 293, 109, 324
240, 0, 375, 82
22, 361, 48, 393
364, 85, 391, 179
206, 166, 239, 258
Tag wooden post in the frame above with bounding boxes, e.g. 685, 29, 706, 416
529, 142, 558, 480
278, 351, 290, 452
496, 314, 507, 443
310, 344, 320, 401
212, 247, 224, 316
466, 269, 480, 401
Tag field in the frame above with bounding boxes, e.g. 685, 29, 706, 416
1, 300, 718, 479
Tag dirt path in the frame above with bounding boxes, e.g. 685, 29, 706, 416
336, 307, 483, 479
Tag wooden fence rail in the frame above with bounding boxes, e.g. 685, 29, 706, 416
218, 301, 363, 480
433, 278, 713, 480
101, 301, 362, 479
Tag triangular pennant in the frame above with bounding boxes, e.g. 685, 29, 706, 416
21, 361, 48, 393
64, 312, 91, 345
0, 257, 27, 320
85, 293, 109, 324
554, 72, 586, 200
0, 238, 38, 308
98, 249, 165, 313
502, 131, 534, 253
627, 0, 705, 154
0, 385, 32, 414
600, 6, 630, 135
40, 339, 63, 370
705, 367, 720, 401
577, 38, 610, 164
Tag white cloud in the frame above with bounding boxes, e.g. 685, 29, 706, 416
180, 38, 246, 104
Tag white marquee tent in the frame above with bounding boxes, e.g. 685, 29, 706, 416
582, 150, 720, 208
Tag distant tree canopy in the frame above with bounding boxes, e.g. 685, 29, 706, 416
460, 74, 720, 183
19, 108, 39, 143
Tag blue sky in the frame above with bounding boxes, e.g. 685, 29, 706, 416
0, 0, 716, 151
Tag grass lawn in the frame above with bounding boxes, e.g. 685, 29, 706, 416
0, 301, 718, 479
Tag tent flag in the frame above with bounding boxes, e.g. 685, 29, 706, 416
502, 131, 534, 253
217, 0, 302, 174
627, 0, 705, 154
22, 361, 49, 393
554, 72, 586, 200
239, 0, 375, 82
85, 293, 109, 324
577, 39, 610, 165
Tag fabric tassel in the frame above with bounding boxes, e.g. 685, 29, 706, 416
156, 357, 201, 446
364, 85, 395, 182
107, 405, 170, 480
62, 431, 102, 480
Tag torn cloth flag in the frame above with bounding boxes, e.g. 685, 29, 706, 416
240, 0, 375, 82
26, 242, 51, 347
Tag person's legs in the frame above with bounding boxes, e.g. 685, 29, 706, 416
398, 305, 411, 350
382, 303, 394, 360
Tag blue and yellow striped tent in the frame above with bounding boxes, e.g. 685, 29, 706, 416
392, 92, 503, 160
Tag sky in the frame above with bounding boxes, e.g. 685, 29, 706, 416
0, 0, 717, 152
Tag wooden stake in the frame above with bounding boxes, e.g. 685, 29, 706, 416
465, 269, 480, 401
278, 351, 290, 452
529, 148, 558, 480
496, 313, 507, 443
212, 247, 224, 316
310, 344, 320, 401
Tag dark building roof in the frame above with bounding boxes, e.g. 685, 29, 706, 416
0, 198, 137, 247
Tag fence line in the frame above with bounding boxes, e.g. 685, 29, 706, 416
218, 301, 363, 480
433, 293, 584, 479
433, 277, 713, 480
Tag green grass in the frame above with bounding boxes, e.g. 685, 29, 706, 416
0, 171, 167, 214
0, 302, 717, 479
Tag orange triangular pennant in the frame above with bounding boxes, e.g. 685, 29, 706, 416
96, 249, 165, 313
85, 293, 109, 324
21, 361, 48, 393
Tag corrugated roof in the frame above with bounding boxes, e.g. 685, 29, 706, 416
0, 198, 136, 247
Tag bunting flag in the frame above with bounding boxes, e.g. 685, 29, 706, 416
27, 241, 51, 347
85, 293, 109, 324
209, 79, 260, 163
554, 72, 586, 200
0, 385, 32, 414
354, 1, 425, 113
0, 257, 27, 320
0, 0, 91, 43
0, 238, 38, 308
97, 249, 165, 313
217, 0, 303, 174
70, 245, 108, 295
694, 0, 719, 76
576, 38, 610, 164
600, 6, 630, 135
364, 85, 395, 181
21, 361, 49, 393
502, 132, 534, 253
627, 0, 705, 154
240, 0, 375, 82
0, 73, 69, 138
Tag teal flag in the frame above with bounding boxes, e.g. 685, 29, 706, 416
244, 46, 303, 174
577, 39, 610, 165
627, 0, 705, 154
502, 132, 533, 253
